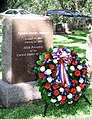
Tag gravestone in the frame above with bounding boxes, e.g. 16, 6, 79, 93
86, 33, 92, 78
2, 16, 53, 84
0, 16, 53, 107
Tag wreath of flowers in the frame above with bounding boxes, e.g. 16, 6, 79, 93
34, 47, 90, 106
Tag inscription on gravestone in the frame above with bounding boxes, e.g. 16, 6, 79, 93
12, 19, 53, 83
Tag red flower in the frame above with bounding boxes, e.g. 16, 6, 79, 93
53, 90, 59, 96
60, 82, 65, 87
44, 54, 50, 59
52, 73, 56, 77
66, 88, 70, 93
72, 79, 78, 84
79, 84, 84, 89
39, 73, 45, 79
84, 90, 87, 92
60, 100, 65, 104
40, 62, 44, 66
74, 96, 79, 101
44, 83, 51, 89
72, 51, 76, 55
74, 70, 80, 76
62, 96, 66, 101
53, 84, 59, 90
72, 61, 78, 66
71, 88, 77, 94
82, 69, 87, 74
49, 64, 55, 70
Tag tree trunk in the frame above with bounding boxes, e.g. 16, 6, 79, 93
75, 0, 78, 11
58, 0, 64, 9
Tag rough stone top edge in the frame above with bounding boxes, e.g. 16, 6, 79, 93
0, 80, 37, 88
2, 16, 52, 21
2, 18, 12, 25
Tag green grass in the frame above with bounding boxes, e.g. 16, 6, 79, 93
53, 30, 91, 59
0, 29, 92, 119
0, 87, 92, 119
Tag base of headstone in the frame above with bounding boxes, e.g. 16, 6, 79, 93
0, 80, 41, 107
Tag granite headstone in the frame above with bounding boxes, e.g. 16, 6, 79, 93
2, 16, 53, 83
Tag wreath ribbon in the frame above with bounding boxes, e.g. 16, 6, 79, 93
52, 49, 72, 87
56, 60, 71, 87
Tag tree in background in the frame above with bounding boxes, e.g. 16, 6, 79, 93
5, 0, 92, 15
7, 0, 26, 9
82, 0, 92, 15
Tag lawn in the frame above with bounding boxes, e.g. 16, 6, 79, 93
0, 28, 92, 119
53, 30, 91, 59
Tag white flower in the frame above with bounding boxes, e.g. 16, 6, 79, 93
48, 93, 51, 96
53, 59, 58, 64
40, 66, 45, 72
87, 73, 90, 78
67, 48, 71, 52
70, 66, 75, 71
59, 87, 64, 92
77, 65, 82, 70
67, 93, 72, 99
57, 95, 62, 101
57, 58, 60, 60
76, 86, 81, 92
53, 48, 58, 52
51, 99, 57, 103
47, 77, 53, 83
56, 79, 60, 83
79, 93, 82, 96
45, 69, 52, 75
68, 101, 73, 104
82, 74, 85, 78
79, 78, 84, 83
62, 51, 67, 57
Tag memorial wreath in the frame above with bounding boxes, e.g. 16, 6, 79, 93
34, 47, 90, 106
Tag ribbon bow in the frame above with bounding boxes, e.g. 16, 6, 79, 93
52, 48, 72, 87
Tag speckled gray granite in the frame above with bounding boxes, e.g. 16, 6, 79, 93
2, 18, 12, 83
86, 33, 92, 75
1, 16, 53, 107
0, 80, 41, 107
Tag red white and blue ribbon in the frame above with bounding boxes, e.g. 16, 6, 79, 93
56, 61, 71, 87
52, 47, 72, 87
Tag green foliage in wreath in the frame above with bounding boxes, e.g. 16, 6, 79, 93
34, 47, 90, 106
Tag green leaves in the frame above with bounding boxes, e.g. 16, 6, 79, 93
36, 60, 42, 65
39, 55, 44, 60
48, 48, 53, 54
33, 66, 38, 73
41, 88, 51, 104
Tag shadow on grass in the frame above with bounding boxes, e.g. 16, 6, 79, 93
53, 36, 86, 44
54, 30, 91, 45
64, 30, 91, 37
63, 36, 86, 44
0, 87, 92, 119
73, 30, 91, 37
53, 36, 85, 45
